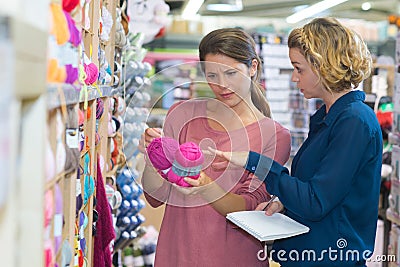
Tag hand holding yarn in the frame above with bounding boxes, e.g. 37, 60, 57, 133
167, 142, 204, 187
146, 138, 204, 187
138, 128, 162, 153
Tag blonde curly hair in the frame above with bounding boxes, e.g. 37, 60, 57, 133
288, 17, 372, 93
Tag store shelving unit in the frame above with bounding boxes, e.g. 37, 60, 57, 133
384, 25, 400, 267
256, 37, 318, 164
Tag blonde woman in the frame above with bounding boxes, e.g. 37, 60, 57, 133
211, 18, 382, 266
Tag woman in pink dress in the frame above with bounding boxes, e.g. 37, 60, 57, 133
139, 28, 291, 266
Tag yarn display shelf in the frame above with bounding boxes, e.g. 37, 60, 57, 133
47, 84, 113, 110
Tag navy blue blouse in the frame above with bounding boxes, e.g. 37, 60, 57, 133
245, 91, 383, 266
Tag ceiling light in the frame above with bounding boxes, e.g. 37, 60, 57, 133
206, 0, 243, 12
361, 2, 371, 11
182, 0, 205, 19
286, 0, 349, 24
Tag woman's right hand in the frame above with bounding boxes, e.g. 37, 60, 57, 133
138, 127, 163, 153
255, 200, 285, 216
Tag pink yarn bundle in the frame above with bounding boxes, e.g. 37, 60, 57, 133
147, 138, 204, 187
62, 0, 79, 12
84, 63, 99, 85
167, 142, 204, 187
147, 137, 179, 176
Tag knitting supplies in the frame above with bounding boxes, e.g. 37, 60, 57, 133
65, 64, 78, 84
50, 3, 70, 45
84, 62, 99, 85
167, 142, 204, 187
62, 0, 79, 12
146, 137, 179, 178
63, 10, 81, 47
96, 98, 104, 119
100, 6, 113, 42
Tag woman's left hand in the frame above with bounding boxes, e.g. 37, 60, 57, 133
171, 172, 213, 195
184, 171, 213, 187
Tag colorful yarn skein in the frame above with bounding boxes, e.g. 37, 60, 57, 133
84, 62, 99, 85
96, 98, 104, 119
147, 138, 204, 187
62, 0, 79, 13
65, 64, 78, 84
146, 137, 179, 179
167, 142, 204, 187
63, 10, 81, 47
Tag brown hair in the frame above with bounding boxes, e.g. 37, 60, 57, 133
199, 28, 271, 118
288, 17, 372, 93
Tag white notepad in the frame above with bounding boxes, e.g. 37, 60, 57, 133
226, 211, 310, 242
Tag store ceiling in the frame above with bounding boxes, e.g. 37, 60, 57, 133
165, 0, 398, 22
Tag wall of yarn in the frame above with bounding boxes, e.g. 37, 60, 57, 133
47, 2, 81, 85
44, 0, 159, 266
44, 105, 78, 267
47, 0, 117, 90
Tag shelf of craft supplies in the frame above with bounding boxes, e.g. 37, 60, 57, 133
47, 84, 113, 110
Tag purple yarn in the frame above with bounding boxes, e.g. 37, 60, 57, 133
65, 64, 78, 84
96, 98, 104, 119
63, 10, 81, 47
147, 137, 179, 170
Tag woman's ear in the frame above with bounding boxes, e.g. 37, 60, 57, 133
250, 59, 258, 77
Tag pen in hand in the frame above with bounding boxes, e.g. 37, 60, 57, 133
263, 195, 277, 211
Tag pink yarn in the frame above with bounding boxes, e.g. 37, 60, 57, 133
147, 137, 179, 171
62, 0, 79, 12
84, 63, 99, 85
167, 142, 204, 187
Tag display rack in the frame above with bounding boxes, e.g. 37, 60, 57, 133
385, 24, 400, 267
256, 36, 318, 165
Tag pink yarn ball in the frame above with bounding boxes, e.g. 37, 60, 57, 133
147, 137, 179, 170
167, 142, 204, 187
84, 63, 99, 85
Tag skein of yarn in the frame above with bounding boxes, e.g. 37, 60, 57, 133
84, 63, 99, 85
50, 3, 70, 45
96, 98, 104, 119
167, 142, 204, 187
63, 10, 82, 47
146, 137, 180, 179
65, 64, 78, 84
62, 0, 79, 12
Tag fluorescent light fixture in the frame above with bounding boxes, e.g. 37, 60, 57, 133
206, 0, 243, 12
361, 2, 371, 11
286, 0, 348, 24
182, 0, 205, 19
